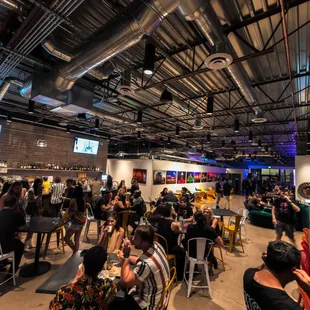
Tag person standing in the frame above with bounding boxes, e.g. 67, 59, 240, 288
50, 176, 65, 217
215, 179, 222, 209
109, 225, 169, 310
64, 186, 86, 254
243, 241, 302, 310
62, 179, 74, 210
42, 176, 51, 195
0, 196, 25, 275
222, 179, 232, 209
90, 177, 102, 208
272, 191, 300, 245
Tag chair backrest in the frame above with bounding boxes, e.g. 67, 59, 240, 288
237, 208, 249, 224
187, 238, 214, 261
156, 267, 176, 310
228, 215, 243, 232
86, 203, 95, 219
154, 233, 169, 255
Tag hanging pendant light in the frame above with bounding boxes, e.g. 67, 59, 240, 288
107, 134, 110, 141
167, 136, 171, 145
175, 124, 180, 136
258, 139, 262, 148
248, 131, 253, 142
28, 100, 35, 114
137, 131, 141, 140
66, 125, 70, 133
95, 118, 100, 130
143, 43, 156, 75
222, 140, 225, 148
160, 88, 173, 104
206, 96, 214, 115
193, 116, 203, 130
234, 119, 240, 132
137, 110, 143, 124
207, 134, 211, 143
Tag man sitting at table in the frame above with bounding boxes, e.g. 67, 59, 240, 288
50, 246, 117, 310
163, 190, 178, 203
109, 225, 169, 310
0, 196, 25, 275
174, 196, 194, 222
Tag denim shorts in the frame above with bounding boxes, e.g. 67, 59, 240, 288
275, 221, 294, 239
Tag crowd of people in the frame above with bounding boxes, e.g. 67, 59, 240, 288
1, 174, 310, 310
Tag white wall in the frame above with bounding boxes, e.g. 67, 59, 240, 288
295, 156, 310, 201
107, 159, 227, 201
106, 159, 153, 200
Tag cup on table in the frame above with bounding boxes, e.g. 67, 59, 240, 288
25, 215, 31, 224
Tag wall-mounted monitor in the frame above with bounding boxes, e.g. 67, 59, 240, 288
73, 138, 99, 155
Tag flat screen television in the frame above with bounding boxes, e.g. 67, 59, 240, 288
73, 138, 99, 155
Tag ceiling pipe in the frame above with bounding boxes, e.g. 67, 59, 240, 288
0, 0, 20, 10
41, 40, 115, 80
178, 0, 261, 110
51, 0, 180, 91
0, 77, 24, 101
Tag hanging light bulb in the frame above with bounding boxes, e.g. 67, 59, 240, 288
234, 119, 240, 132
206, 96, 214, 115
175, 124, 180, 136
248, 131, 253, 142
143, 42, 155, 75
160, 88, 173, 103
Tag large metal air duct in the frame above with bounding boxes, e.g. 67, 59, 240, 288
0, 77, 24, 101
51, 0, 180, 91
178, 0, 260, 107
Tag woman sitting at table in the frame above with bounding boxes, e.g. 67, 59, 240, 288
95, 191, 114, 221
49, 246, 117, 310
183, 212, 224, 269
64, 185, 86, 254
97, 212, 125, 254
203, 206, 221, 236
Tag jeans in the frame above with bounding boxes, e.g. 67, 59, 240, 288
51, 203, 62, 217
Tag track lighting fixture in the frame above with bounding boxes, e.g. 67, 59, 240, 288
206, 96, 214, 115
143, 42, 155, 75
160, 88, 173, 104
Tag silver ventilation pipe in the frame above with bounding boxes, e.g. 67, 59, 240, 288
0, 77, 24, 101
41, 40, 115, 80
178, 0, 261, 108
51, 0, 180, 91
0, 0, 19, 10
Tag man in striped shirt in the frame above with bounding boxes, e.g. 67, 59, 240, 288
109, 225, 169, 310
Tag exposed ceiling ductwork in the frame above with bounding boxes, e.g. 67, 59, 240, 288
0, 77, 24, 101
178, 0, 262, 111
51, 0, 180, 92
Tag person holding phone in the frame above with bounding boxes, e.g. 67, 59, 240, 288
272, 191, 300, 245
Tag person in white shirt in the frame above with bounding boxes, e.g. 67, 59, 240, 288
50, 176, 65, 217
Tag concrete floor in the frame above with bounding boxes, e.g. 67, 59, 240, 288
0, 195, 303, 310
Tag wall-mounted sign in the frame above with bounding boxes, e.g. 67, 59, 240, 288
297, 182, 310, 199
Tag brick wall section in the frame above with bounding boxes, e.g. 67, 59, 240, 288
0, 120, 108, 172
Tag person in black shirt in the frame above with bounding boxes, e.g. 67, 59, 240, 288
163, 190, 178, 203
0, 196, 25, 274
62, 179, 74, 210
174, 197, 193, 222
222, 179, 232, 209
183, 212, 224, 269
215, 179, 222, 208
243, 240, 302, 310
272, 191, 300, 245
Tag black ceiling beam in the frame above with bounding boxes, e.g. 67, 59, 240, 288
134, 48, 274, 91
223, 0, 309, 34
252, 71, 310, 87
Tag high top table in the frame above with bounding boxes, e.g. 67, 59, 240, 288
17, 217, 68, 277
212, 208, 239, 221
